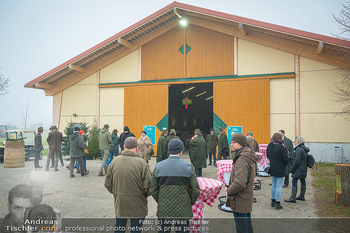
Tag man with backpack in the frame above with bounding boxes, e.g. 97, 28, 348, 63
285, 136, 310, 203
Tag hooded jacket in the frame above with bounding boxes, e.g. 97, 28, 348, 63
99, 128, 112, 151
267, 142, 289, 177
110, 134, 119, 154
292, 143, 310, 179
226, 147, 258, 213
70, 133, 85, 158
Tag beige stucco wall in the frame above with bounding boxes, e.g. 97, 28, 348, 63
59, 72, 97, 131
270, 78, 296, 139
237, 39, 294, 75
99, 87, 124, 133
100, 49, 139, 83
300, 57, 350, 142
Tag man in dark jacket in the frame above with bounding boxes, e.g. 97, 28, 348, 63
46, 125, 63, 172
156, 128, 167, 163
106, 129, 119, 167
118, 126, 135, 151
285, 137, 310, 203
206, 128, 218, 166
189, 129, 207, 177
69, 126, 86, 178
279, 130, 295, 188
105, 137, 151, 233
164, 129, 180, 156
227, 133, 258, 233
218, 127, 229, 160
150, 138, 200, 232
33, 127, 44, 171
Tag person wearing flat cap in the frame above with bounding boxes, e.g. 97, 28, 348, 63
156, 128, 168, 163
218, 127, 229, 160
33, 127, 44, 170
206, 128, 218, 166
189, 129, 207, 177
227, 133, 258, 233
105, 137, 152, 232
150, 138, 200, 232
164, 129, 180, 157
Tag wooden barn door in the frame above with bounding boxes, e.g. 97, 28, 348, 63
124, 84, 168, 156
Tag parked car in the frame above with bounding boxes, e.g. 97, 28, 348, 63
0, 130, 43, 162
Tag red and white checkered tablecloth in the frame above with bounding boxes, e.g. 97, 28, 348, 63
216, 160, 232, 186
191, 177, 222, 233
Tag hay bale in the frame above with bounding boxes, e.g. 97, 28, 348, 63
4, 140, 25, 168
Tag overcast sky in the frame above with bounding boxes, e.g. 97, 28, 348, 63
0, 0, 347, 130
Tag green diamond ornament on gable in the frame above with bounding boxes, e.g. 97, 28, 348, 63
178, 44, 192, 54
182, 98, 192, 109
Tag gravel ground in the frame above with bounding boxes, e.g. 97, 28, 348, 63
0, 151, 324, 233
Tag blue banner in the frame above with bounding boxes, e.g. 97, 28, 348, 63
143, 126, 156, 145
227, 126, 243, 144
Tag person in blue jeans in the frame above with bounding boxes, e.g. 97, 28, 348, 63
106, 129, 119, 167
226, 133, 258, 233
285, 136, 310, 203
267, 132, 289, 210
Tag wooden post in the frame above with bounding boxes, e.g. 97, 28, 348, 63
335, 164, 350, 207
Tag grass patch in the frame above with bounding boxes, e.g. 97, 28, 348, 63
41, 148, 49, 156
312, 163, 350, 232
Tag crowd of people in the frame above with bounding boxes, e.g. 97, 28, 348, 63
26, 124, 310, 233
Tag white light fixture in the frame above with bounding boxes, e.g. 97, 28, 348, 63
195, 91, 207, 97
179, 19, 188, 27
206, 96, 213, 100
182, 86, 195, 93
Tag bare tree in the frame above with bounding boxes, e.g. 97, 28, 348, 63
0, 68, 10, 96
331, 3, 350, 120
22, 101, 29, 130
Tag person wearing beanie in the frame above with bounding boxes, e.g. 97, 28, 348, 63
33, 127, 44, 170
156, 128, 167, 163
69, 126, 87, 178
150, 138, 200, 231
206, 128, 218, 166
267, 132, 289, 210
164, 129, 180, 157
189, 129, 207, 177
106, 129, 119, 168
247, 131, 259, 152
227, 133, 258, 233
118, 126, 135, 152
218, 127, 229, 160
98, 124, 112, 176
105, 137, 152, 231
45, 125, 63, 172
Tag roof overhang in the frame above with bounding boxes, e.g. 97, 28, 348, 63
25, 1, 350, 96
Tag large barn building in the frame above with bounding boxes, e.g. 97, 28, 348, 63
25, 2, 350, 162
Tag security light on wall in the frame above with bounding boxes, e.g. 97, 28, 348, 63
73, 113, 77, 117
179, 19, 188, 27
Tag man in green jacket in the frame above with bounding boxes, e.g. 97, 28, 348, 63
156, 128, 167, 163
69, 126, 86, 178
206, 128, 218, 166
279, 129, 295, 188
98, 124, 112, 176
218, 127, 229, 160
105, 137, 152, 232
165, 129, 180, 156
189, 129, 207, 177
150, 138, 200, 232
33, 127, 44, 171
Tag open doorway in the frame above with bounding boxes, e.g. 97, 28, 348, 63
168, 82, 213, 147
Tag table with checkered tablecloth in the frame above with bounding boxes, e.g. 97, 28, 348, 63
190, 177, 222, 233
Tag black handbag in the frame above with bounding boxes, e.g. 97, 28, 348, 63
264, 165, 271, 174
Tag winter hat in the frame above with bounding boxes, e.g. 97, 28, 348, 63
124, 126, 130, 131
246, 136, 254, 143
73, 126, 80, 132
169, 129, 176, 135
168, 138, 184, 155
79, 130, 84, 135
247, 131, 253, 136
194, 129, 201, 135
231, 133, 248, 147
124, 137, 137, 149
